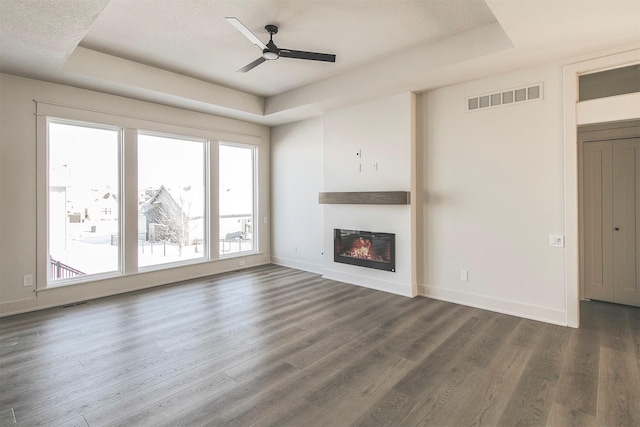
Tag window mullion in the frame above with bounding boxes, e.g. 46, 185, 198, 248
36, 115, 49, 290
122, 128, 138, 274
209, 141, 220, 260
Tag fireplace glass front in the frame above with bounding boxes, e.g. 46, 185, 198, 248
334, 229, 395, 272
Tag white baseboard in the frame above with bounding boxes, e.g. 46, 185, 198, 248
323, 269, 414, 298
0, 296, 38, 317
1, 260, 272, 318
271, 256, 324, 275
417, 284, 568, 326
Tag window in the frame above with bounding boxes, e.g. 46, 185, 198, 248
138, 133, 206, 267
48, 120, 121, 282
219, 144, 255, 255
39, 103, 263, 289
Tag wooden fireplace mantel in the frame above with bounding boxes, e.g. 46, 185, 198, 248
318, 191, 410, 205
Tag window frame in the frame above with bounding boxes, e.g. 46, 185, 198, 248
218, 141, 259, 257
44, 117, 125, 287
136, 129, 210, 272
36, 102, 264, 291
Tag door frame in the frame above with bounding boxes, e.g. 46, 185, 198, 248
578, 121, 640, 305
563, 48, 640, 327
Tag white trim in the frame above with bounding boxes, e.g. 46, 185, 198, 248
418, 284, 567, 326
34, 101, 266, 292
562, 48, 640, 328
322, 269, 414, 297
0, 296, 37, 317
271, 256, 324, 275
576, 92, 640, 125
218, 142, 259, 256
1, 259, 271, 317
35, 99, 263, 144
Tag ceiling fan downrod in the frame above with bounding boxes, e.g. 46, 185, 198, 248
263, 25, 280, 60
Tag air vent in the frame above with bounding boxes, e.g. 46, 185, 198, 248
61, 301, 88, 309
467, 83, 543, 112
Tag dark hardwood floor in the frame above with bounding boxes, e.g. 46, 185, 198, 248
1, 265, 638, 426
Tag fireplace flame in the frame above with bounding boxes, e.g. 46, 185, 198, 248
341, 237, 385, 262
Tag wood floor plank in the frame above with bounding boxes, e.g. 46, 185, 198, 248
463, 314, 520, 368
350, 389, 417, 427
94, 373, 236, 427
596, 347, 640, 427
507, 318, 545, 349
586, 301, 635, 354
0, 267, 638, 427
352, 313, 492, 426
0, 407, 16, 425
216, 327, 394, 427
10, 336, 248, 423
497, 323, 571, 427
302, 357, 416, 427
547, 402, 598, 427
55, 416, 90, 427
391, 312, 491, 398
250, 397, 321, 427
399, 314, 521, 426
387, 304, 468, 361
449, 343, 533, 427
398, 360, 485, 426
14, 340, 246, 426
554, 327, 600, 416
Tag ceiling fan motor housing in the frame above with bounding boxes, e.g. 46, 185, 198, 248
265, 24, 278, 34
263, 25, 280, 60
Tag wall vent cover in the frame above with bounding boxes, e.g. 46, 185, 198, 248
467, 83, 543, 112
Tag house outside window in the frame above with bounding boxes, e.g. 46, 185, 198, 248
138, 133, 206, 267
39, 107, 263, 289
47, 120, 121, 282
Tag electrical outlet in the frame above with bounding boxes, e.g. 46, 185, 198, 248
293, 245, 298, 253
238, 260, 246, 266
460, 270, 468, 281
23, 274, 33, 287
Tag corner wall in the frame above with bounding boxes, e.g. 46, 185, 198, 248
270, 118, 324, 273
0, 73, 271, 316
322, 93, 415, 296
417, 63, 567, 324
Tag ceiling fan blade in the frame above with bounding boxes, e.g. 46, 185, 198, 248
226, 17, 267, 50
280, 49, 336, 62
238, 57, 266, 73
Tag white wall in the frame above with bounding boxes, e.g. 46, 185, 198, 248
417, 63, 567, 324
269, 93, 415, 296
0, 73, 270, 316
322, 93, 415, 296
270, 118, 324, 273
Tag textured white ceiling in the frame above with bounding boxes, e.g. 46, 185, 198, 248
78, 0, 497, 97
0, 0, 109, 77
1, 0, 638, 125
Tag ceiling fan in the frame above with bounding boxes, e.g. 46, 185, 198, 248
226, 17, 337, 72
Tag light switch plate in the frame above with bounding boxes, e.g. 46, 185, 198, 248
549, 234, 564, 248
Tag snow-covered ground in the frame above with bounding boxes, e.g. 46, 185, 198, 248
50, 218, 253, 278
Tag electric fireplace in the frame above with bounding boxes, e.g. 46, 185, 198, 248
334, 229, 395, 272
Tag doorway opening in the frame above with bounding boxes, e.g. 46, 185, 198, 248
579, 120, 639, 307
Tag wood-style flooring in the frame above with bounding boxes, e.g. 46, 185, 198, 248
1, 264, 638, 426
